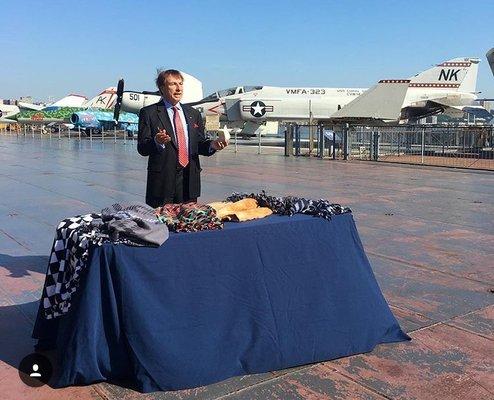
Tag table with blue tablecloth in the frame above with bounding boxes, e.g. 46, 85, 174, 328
33, 213, 409, 392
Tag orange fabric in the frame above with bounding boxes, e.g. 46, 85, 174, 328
225, 207, 273, 222
208, 199, 272, 222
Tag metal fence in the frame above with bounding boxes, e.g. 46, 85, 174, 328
279, 123, 494, 170
0, 124, 137, 144
2, 122, 493, 170
347, 125, 494, 170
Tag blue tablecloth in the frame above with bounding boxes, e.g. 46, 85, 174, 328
33, 213, 409, 392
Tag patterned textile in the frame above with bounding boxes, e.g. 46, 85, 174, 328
101, 202, 159, 224
41, 203, 169, 320
208, 199, 273, 222
156, 202, 223, 232
41, 213, 100, 319
226, 191, 290, 214
100, 202, 168, 246
226, 191, 351, 220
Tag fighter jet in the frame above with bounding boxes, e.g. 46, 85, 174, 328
1, 88, 141, 134
0, 100, 44, 121
0, 94, 85, 123
331, 57, 492, 124
227, 57, 490, 124
113, 56, 491, 134
0, 92, 96, 125
70, 108, 138, 135
224, 86, 366, 123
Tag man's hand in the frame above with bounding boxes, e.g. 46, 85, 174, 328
155, 128, 171, 145
211, 139, 228, 151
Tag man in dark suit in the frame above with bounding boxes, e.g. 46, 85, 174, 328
137, 70, 227, 207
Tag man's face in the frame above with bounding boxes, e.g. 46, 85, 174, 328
162, 75, 183, 105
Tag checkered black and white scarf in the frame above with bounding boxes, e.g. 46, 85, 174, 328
41, 203, 168, 319
41, 213, 101, 319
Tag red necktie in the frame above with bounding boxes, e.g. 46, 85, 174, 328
173, 106, 189, 167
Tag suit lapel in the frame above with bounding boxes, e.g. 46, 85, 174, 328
156, 101, 177, 149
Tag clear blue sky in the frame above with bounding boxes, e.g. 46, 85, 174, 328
1, 0, 493, 102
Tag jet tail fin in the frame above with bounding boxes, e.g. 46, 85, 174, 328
84, 87, 117, 109
409, 57, 480, 93
487, 48, 494, 77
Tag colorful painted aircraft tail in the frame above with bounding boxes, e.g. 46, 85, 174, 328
84, 87, 117, 109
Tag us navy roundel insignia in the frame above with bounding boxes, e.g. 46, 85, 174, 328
250, 101, 266, 117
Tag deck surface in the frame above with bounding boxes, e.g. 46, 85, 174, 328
0, 135, 493, 399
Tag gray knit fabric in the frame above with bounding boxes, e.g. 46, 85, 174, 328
101, 203, 169, 246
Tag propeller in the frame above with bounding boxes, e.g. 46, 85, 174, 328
113, 78, 124, 122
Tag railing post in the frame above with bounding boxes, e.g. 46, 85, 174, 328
257, 128, 261, 155
397, 131, 401, 157
332, 127, 336, 159
318, 124, 324, 158
285, 124, 293, 157
421, 127, 425, 164
295, 125, 300, 157
372, 130, 380, 161
369, 130, 373, 160
343, 123, 349, 160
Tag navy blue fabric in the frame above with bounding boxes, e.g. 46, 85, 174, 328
33, 213, 410, 392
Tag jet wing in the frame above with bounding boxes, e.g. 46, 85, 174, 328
17, 102, 43, 111
0, 118, 17, 124
329, 80, 409, 123
417, 99, 493, 121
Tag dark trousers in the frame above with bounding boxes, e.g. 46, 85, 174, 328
146, 166, 198, 208
162, 166, 197, 205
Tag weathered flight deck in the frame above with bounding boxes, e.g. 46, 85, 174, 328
0, 134, 492, 399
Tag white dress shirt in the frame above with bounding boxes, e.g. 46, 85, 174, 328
155, 98, 215, 154
155, 99, 188, 149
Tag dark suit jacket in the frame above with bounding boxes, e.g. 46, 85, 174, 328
137, 101, 213, 207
